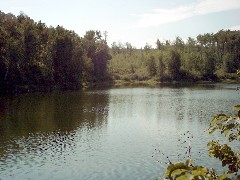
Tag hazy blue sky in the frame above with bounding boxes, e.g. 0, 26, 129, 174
1, 0, 240, 48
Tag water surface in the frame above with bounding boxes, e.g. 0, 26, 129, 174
0, 84, 239, 179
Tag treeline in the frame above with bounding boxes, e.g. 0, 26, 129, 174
0, 11, 111, 94
1, 11, 240, 94
109, 30, 240, 82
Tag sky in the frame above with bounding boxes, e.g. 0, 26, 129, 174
1, 0, 240, 48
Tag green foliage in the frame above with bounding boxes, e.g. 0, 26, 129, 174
164, 160, 219, 180
110, 30, 240, 84
108, 48, 156, 82
156, 39, 163, 50
162, 71, 240, 180
83, 30, 111, 82
164, 108, 240, 179
208, 141, 239, 173
207, 109, 240, 175
0, 11, 111, 94
162, 105, 240, 179
162, 68, 240, 179
147, 56, 157, 77
167, 50, 181, 80
209, 110, 240, 142
158, 55, 165, 81
1, 10, 240, 94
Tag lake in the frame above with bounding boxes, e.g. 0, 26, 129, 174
0, 84, 239, 180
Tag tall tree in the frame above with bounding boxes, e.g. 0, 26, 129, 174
168, 50, 181, 80
158, 54, 165, 80
83, 30, 111, 82
147, 56, 157, 77
156, 39, 162, 50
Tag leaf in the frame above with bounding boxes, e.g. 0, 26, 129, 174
209, 124, 222, 134
171, 169, 187, 178
165, 162, 187, 177
218, 173, 230, 180
234, 105, 240, 111
221, 124, 235, 136
191, 167, 208, 176
210, 114, 227, 126
175, 173, 192, 180
164, 165, 172, 177
225, 117, 233, 124
228, 134, 236, 142
207, 141, 215, 147
223, 129, 230, 136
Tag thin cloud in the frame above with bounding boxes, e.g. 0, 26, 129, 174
195, 0, 240, 14
136, 0, 240, 27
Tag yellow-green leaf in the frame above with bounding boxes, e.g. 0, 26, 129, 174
210, 114, 227, 126
171, 169, 187, 177
218, 173, 230, 180
234, 105, 240, 110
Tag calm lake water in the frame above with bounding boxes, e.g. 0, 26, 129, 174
0, 84, 239, 180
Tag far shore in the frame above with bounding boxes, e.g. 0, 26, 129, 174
1, 78, 239, 96
85, 78, 240, 89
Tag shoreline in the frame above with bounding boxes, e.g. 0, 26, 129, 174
85, 78, 240, 90
1, 78, 239, 96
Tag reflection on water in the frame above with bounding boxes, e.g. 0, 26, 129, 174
0, 91, 109, 134
0, 84, 239, 179
0, 91, 110, 179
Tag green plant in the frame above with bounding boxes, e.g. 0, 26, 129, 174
163, 106, 240, 179
207, 106, 240, 175
162, 71, 240, 179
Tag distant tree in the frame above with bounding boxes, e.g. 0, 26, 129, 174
83, 30, 111, 82
147, 56, 157, 77
156, 39, 162, 50
144, 43, 151, 54
165, 40, 171, 46
111, 42, 120, 54
125, 42, 134, 56
103, 30, 108, 43
53, 27, 74, 89
168, 50, 181, 80
1, 10, 240, 93
204, 52, 216, 79
174, 36, 184, 51
186, 37, 196, 53
158, 55, 165, 80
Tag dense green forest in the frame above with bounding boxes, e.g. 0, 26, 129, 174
0, 11, 111, 94
0, 11, 240, 94
109, 32, 240, 83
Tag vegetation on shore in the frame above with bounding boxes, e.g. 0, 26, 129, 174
0, 11, 111, 94
1, 9, 240, 179
109, 32, 240, 84
0, 11, 240, 95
